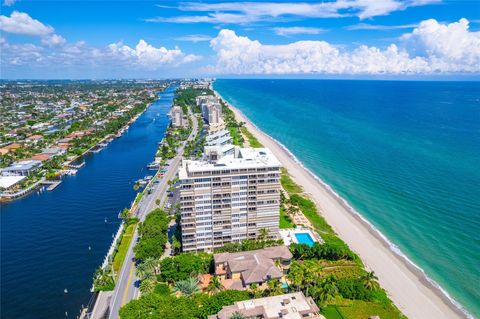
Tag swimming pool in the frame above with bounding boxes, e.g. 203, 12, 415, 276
295, 232, 315, 247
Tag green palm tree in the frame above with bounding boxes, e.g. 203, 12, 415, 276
266, 279, 283, 296
139, 278, 156, 295
143, 257, 160, 275
317, 276, 338, 305
249, 282, 258, 294
287, 205, 299, 216
207, 276, 224, 294
229, 312, 247, 319
280, 191, 286, 204
287, 261, 304, 292
249, 283, 263, 298
295, 260, 320, 297
259, 228, 269, 240
362, 271, 379, 291
136, 262, 155, 281
173, 277, 200, 296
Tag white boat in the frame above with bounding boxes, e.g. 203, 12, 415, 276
147, 162, 160, 170
64, 169, 78, 175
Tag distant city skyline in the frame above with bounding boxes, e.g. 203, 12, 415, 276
1, 0, 479, 79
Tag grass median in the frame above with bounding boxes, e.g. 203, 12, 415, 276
112, 222, 137, 275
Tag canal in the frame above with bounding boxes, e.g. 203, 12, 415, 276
0, 87, 174, 319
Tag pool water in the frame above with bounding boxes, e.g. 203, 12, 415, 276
295, 233, 315, 247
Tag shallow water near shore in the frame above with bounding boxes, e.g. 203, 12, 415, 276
214, 79, 480, 318
0, 87, 174, 319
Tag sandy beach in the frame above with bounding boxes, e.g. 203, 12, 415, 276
214, 91, 468, 319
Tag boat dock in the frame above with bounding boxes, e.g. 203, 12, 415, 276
67, 161, 85, 169
43, 180, 62, 191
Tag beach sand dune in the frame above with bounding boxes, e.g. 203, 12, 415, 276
217, 94, 467, 319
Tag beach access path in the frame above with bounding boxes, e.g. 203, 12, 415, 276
221, 97, 466, 319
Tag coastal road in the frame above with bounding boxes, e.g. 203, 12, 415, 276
107, 112, 199, 319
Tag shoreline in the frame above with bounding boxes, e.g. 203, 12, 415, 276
213, 89, 471, 319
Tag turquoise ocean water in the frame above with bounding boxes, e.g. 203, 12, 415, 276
214, 79, 480, 318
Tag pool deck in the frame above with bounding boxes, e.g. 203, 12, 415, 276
279, 228, 324, 246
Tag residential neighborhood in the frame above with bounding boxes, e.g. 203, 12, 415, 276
0, 80, 170, 200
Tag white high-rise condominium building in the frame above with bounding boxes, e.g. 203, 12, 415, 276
179, 147, 281, 252
171, 105, 184, 127
197, 95, 223, 125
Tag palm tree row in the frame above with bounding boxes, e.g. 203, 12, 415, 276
287, 259, 380, 307
137, 257, 161, 295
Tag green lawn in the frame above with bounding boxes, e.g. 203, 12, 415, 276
322, 306, 345, 319
279, 207, 294, 228
280, 168, 303, 194
240, 127, 263, 148
228, 126, 244, 146
113, 223, 137, 275
134, 191, 144, 205
336, 300, 405, 319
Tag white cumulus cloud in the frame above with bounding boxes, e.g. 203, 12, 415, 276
108, 40, 201, 69
209, 18, 480, 75
401, 18, 480, 68
41, 33, 66, 47
2, 37, 201, 73
0, 11, 53, 36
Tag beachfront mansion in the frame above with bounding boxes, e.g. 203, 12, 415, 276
179, 146, 282, 252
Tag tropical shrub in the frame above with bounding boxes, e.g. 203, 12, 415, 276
194, 290, 251, 319
154, 283, 171, 296
174, 277, 201, 296
158, 253, 213, 282
134, 209, 170, 261
337, 278, 373, 301
92, 266, 115, 292
119, 294, 196, 319
214, 239, 284, 253
290, 241, 355, 261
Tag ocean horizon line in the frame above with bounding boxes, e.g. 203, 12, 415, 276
1, 77, 480, 82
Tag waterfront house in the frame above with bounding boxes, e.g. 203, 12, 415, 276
207, 292, 321, 319
1, 160, 42, 176
0, 175, 27, 191
42, 147, 67, 157
28, 153, 53, 162
213, 246, 292, 290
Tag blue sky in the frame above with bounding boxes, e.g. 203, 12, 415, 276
1, 0, 479, 79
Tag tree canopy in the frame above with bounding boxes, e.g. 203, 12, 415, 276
134, 209, 170, 261
158, 253, 213, 282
